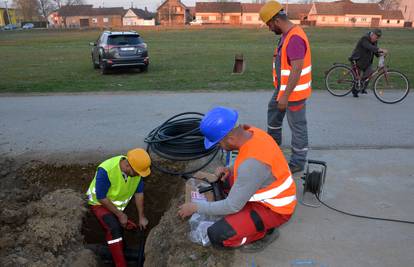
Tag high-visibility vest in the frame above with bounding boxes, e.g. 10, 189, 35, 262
86, 156, 141, 211
233, 127, 296, 215
272, 25, 312, 102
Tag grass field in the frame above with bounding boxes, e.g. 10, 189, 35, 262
0, 27, 413, 93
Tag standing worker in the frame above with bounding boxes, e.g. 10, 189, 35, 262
349, 29, 387, 97
260, 1, 312, 174
179, 107, 296, 251
86, 148, 151, 267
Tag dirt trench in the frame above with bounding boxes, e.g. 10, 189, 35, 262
0, 157, 233, 267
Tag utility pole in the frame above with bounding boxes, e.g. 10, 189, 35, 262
4, 0, 11, 25
285, 0, 289, 15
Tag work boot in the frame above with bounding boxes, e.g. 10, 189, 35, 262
240, 229, 280, 253
289, 163, 304, 174
352, 88, 359, 97
361, 79, 369, 94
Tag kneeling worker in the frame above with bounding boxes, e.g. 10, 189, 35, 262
179, 107, 296, 251
86, 148, 151, 267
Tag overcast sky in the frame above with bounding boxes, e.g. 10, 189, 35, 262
86, 0, 376, 12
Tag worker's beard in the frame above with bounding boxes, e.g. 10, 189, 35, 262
273, 26, 283, 35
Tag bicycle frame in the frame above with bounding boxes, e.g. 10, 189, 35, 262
350, 55, 388, 90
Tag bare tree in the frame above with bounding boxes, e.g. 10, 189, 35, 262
13, 0, 40, 21
38, 0, 55, 19
378, 0, 401, 10
52, 0, 84, 9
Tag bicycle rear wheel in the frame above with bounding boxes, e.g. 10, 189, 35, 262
325, 64, 355, 97
373, 70, 410, 104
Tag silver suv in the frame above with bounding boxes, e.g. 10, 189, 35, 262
90, 31, 149, 74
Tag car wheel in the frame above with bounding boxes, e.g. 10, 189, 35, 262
140, 65, 148, 72
99, 58, 109, 74
92, 56, 99, 69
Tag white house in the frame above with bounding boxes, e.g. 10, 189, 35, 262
123, 8, 155, 26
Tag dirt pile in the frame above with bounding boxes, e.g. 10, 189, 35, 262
0, 158, 97, 267
144, 195, 234, 267
0, 157, 193, 267
0, 188, 97, 267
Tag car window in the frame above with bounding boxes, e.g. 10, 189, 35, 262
108, 35, 143, 45
99, 34, 105, 44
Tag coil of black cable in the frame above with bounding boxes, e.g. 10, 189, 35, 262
144, 112, 220, 175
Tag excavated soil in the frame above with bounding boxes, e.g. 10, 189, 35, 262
144, 196, 234, 267
0, 156, 233, 267
0, 158, 96, 266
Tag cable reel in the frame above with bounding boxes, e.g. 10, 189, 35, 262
300, 160, 327, 208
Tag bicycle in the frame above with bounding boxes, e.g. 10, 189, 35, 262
324, 54, 410, 104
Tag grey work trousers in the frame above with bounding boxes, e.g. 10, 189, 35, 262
267, 90, 308, 168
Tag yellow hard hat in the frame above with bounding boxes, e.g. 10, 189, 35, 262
259, 1, 283, 23
127, 148, 151, 177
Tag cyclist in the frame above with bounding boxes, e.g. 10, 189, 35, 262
349, 29, 387, 97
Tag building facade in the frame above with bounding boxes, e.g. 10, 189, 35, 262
54, 5, 124, 28
399, 0, 414, 23
195, 2, 242, 25
157, 0, 188, 26
0, 6, 19, 26
241, 3, 262, 25
123, 8, 155, 26
308, 0, 404, 28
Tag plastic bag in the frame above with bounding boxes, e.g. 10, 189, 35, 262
378, 55, 385, 67
188, 212, 221, 246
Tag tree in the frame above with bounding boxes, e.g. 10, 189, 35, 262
13, 0, 40, 21
38, 0, 55, 19
378, 0, 401, 10
52, 0, 84, 9
298, 0, 313, 4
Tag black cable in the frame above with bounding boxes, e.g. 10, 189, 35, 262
316, 195, 414, 225
303, 170, 414, 225
144, 112, 220, 175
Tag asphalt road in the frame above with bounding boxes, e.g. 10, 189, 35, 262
1, 90, 413, 267
0, 90, 413, 159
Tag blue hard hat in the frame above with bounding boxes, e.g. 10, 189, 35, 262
200, 106, 238, 149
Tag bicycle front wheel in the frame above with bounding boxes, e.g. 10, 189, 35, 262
373, 70, 410, 104
325, 64, 355, 97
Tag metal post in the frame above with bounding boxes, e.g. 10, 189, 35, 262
285, 0, 289, 15
4, 0, 11, 25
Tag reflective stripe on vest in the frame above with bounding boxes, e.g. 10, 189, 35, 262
249, 175, 293, 201
86, 155, 141, 211
233, 127, 296, 215
272, 25, 312, 102
280, 81, 312, 92
280, 65, 312, 77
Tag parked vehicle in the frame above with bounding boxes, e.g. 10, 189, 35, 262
90, 31, 149, 74
22, 23, 34, 29
190, 19, 202, 25
4, 24, 18, 30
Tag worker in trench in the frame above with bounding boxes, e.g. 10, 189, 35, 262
86, 148, 151, 267
178, 106, 296, 251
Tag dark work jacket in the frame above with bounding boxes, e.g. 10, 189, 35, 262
350, 33, 380, 70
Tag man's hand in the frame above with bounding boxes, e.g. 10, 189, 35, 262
117, 212, 128, 227
138, 216, 149, 230
214, 167, 230, 182
178, 203, 197, 219
378, 48, 388, 55
277, 94, 289, 111
126, 219, 138, 230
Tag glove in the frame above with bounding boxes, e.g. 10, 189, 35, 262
126, 219, 138, 230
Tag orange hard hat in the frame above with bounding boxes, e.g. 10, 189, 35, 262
127, 148, 151, 177
259, 1, 283, 23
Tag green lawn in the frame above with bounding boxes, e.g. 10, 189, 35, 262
0, 27, 413, 92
